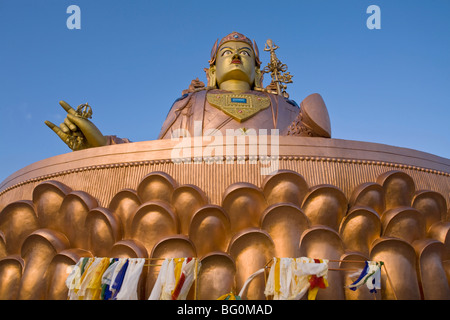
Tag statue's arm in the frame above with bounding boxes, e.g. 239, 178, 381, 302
157, 93, 192, 139
45, 100, 128, 151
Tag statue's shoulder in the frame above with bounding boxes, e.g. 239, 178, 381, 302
169, 78, 209, 106
254, 90, 300, 109
181, 78, 207, 95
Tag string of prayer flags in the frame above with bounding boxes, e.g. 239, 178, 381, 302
65, 255, 384, 300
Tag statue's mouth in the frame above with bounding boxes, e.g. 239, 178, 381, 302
231, 58, 242, 64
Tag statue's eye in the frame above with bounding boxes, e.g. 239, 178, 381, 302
222, 50, 232, 56
240, 51, 250, 56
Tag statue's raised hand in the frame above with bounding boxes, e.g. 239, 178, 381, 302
45, 100, 107, 151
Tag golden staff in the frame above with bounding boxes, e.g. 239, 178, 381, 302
262, 39, 293, 98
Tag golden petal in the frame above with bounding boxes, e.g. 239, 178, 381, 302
370, 237, 421, 300
413, 239, 450, 300
147, 235, 196, 299
137, 171, 177, 204
32, 180, 72, 231
130, 201, 179, 256
349, 182, 385, 215
189, 205, 230, 258
301, 184, 348, 231
85, 207, 122, 257
110, 239, 149, 300
0, 200, 38, 255
299, 226, 345, 300
222, 182, 267, 234
0, 255, 24, 300
198, 252, 236, 300
381, 207, 426, 244
0, 232, 5, 259
228, 228, 274, 300
172, 184, 208, 235
150, 235, 196, 259
261, 203, 310, 258
19, 229, 70, 300
444, 261, 450, 287
60, 191, 98, 250
108, 189, 141, 239
261, 169, 308, 208
377, 170, 415, 211
110, 239, 149, 258
427, 221, 450, 260
339, 206, 381, 256
45, 248, 92, 300
412, 190, 447, 231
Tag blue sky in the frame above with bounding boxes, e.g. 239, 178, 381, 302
0, 0, 449, 183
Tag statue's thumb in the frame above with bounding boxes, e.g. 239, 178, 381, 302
66, 113, 88, 130
66, 113, 106, 147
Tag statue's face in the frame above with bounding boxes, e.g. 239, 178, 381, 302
215, 41, 256, 87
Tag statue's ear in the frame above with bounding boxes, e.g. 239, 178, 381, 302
207, 65, 217, 88
254, 67, 264, 89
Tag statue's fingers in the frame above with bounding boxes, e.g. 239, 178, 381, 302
59, 100, 77, 115
64, 117, 78, 132
45, 120, 70, 143
60, 122, 70, 134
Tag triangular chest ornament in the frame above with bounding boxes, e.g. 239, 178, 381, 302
207, 93, 271, 122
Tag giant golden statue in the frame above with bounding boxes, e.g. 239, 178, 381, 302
44, 32, 331, 151
0, 32, 449, 300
